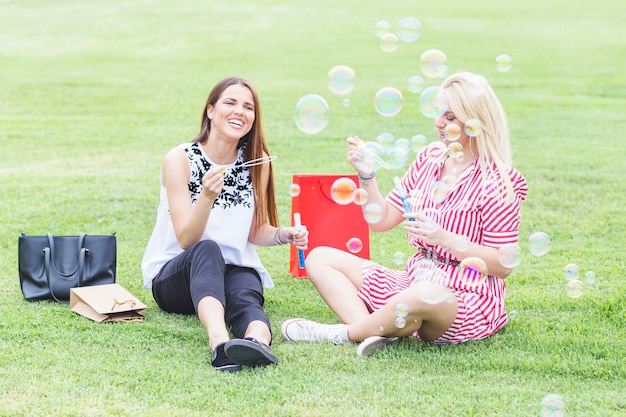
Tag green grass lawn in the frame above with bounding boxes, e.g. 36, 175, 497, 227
1, 0, 624, 416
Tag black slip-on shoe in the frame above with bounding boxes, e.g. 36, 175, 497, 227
224, 337, 278, 368
211, 342, 242, 372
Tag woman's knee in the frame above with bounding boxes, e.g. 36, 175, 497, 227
187, 239, 225, 267
305, 246, 337, 282
189, 239, 220, 256
403, 281, 457, 315
306, 246, 349, 269
306, 246, 330, 265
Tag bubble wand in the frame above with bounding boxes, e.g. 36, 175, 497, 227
293, 213, 305, 269
220, 155, 278, 173
394, 176, 415, 221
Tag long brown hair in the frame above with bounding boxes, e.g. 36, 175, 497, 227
192, 77, 278, 229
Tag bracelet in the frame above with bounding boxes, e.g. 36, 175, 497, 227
358, 171, 375, 187
273, 227, 286, 246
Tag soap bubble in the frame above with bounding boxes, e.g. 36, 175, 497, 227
483, 179, 499, 199
458, 257, 488, 287
346, 237, 363, 253
420, 49, 448, 78
376, 131, 395, 148
290, 183, 301, 197
541, 394, 564, 417
496, 54, 512, 72
328, 65, 356, 96
407, 75, 425, 93
444, 123, 462, 141
410, 134, 428, 151
498, 244, 522, 268
375, 87, 403, 117
363, 203, 383, 224
397, 17, 421, 42
419, 86, 448, 118
464, 118, 482, 136
528, 232, 550, 256
395, 303, 409, 318
464, 293, 480, 310
394, 137, 411, 152
374, 20, 392, 38
330, 177, 357, 205
563, 263, 579, 280
386, 146, 410, 169
352, 188, 368, 206
294, 94, 329, 134
380, 33, 399, 52
566, 280, 583, 298
447, 142, 464, 159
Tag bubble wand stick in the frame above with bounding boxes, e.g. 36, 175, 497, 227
293, 213, 305, 269
394, 176, 415, 221
220, 155, 278, 173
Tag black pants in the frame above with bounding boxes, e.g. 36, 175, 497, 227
151, 239, 270, 339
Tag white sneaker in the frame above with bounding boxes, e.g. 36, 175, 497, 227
357, 336, 398, 357
281, 318, 349, 345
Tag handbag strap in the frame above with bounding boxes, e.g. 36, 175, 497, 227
43, 246, 87, 304
46, 234, 87, 273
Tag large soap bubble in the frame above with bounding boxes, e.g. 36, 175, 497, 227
375, 87, 403, 117
294, 94, 330, 134
420, 49, 448, 78
419, 86, 449, 118
328, 65, 356, 96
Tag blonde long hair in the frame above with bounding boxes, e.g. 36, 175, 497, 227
442, 72, 515, 203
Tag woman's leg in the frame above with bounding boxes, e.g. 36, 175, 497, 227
222, 266, 278, 367
152, 240, 231, 350
223, 266, 271, 345
305, 246, 370, 324
347, 280, 459, 342
197, 297, 230, 350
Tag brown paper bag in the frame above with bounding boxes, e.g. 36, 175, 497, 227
70, 283, 146, 323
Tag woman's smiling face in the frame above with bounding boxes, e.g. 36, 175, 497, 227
207, 83, 256, 140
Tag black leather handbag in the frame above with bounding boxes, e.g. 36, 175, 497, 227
18, 233, 117, 303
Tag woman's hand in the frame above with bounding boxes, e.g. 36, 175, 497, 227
403, 212, 449, 247
283, 226, 309, 251
200, 167, 225, 202
346, 136, 375, 177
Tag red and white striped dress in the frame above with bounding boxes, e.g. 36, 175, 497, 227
358, 143, 528, 343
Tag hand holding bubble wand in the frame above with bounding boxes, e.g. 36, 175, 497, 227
347, 136, 391, 175
293, 213, 305, 269
354, 141, 391, 171
394, 176, 415, 221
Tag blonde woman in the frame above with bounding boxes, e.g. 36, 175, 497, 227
281, 72, 527, 356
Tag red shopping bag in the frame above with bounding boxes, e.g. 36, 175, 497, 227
289, 174, 370, 278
